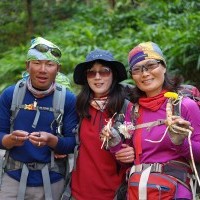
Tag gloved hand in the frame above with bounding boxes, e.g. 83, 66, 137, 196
108, 127, 122, 147
100, 126, 122, 149
167, 116, 193, 145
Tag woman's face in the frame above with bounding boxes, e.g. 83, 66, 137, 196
130, 59, 166, 97
86, 62, 113, 98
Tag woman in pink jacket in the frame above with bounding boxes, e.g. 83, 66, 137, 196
102, 42, 200, 200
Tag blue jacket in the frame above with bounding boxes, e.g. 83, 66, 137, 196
0, 84, 78, 186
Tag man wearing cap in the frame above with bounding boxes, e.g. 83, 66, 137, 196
0, 37, 78, 200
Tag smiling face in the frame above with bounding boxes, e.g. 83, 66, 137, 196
131, 59, 166, 97
26, 60, 60, 90
86, 62, 113, 98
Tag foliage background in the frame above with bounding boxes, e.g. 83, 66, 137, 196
0, 0, 199, 93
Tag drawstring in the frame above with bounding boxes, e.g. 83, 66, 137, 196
93, 110, 98, 125
99, 111, 104, 132
92, 109, 105, 133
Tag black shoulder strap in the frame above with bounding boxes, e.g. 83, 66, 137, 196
114, 99, 131, 123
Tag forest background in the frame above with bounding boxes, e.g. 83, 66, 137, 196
0, 0, 199, 93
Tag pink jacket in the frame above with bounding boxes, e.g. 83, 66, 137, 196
111, 97, 200, 199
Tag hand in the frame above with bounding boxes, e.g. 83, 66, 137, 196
100, 126, 112, 142
100, 127, 121, 148
167, 116, 193, 145
2, 130, 29, 149
115, 144, 135, 163
28, 131, 58, 148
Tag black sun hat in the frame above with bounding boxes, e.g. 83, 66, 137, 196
73, 49, 127, 85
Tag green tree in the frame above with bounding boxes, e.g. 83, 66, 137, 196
0, 0, 199, 93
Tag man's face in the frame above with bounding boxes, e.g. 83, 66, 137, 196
26, 60, 60, 90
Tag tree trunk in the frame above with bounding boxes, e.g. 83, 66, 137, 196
26, 0, 33, 36
108, 0, 115, 8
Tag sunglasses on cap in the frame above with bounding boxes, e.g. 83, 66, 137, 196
129, 60, 161, 75
32, 44, 62, 58
86, 67, 111, 79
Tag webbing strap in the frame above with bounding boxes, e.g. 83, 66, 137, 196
51, 151, 54, 168
41, 164, 53, 200
0, 154, 4, 189
17, 164, 29, 200
129, 163, 162, 178
53, 84, 66, 136
190, 177, 197, 200
73, 145, 79, 170
11, 80, 26, 113
129, 164, 142, 178
61, 175, 72, 200
6, 156, 65, 175
53, 84, 66, 113
16, 164, 53, 200
139, 165, 152, 200
132, 103, 165, 131
32, 108, 40, 128
10, 80, 26, 133
19, 105, 54, 112
128, 119, 165, 131
60, 154, 74, 200
0, 150, 9, 189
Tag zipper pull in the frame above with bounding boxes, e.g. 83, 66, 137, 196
33, 99, 37, 108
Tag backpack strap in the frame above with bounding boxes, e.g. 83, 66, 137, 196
17, 164, 53, 200
131, 103, 165, 131
11, 80, 67, 134
114, 99, 130, 125
0, 80, 27, 190
52, 83, 66, 137
10, 80, 27, 132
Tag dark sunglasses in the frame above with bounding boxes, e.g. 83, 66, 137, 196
32, 44, 62, 58
86, 67, 111, 78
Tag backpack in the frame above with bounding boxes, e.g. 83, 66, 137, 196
0, 78, 73, 200
179, 84, 200, 105
115, 84, 200, 200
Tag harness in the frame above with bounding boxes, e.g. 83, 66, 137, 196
128, 160, 193, 190
0, 79, 71, 200
10, 80, 66, 135
130, 103, 166, 130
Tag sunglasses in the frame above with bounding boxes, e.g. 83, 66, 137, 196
129, 60, 161, 75
32, 44, 62, 58
86, 67, 111, 79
